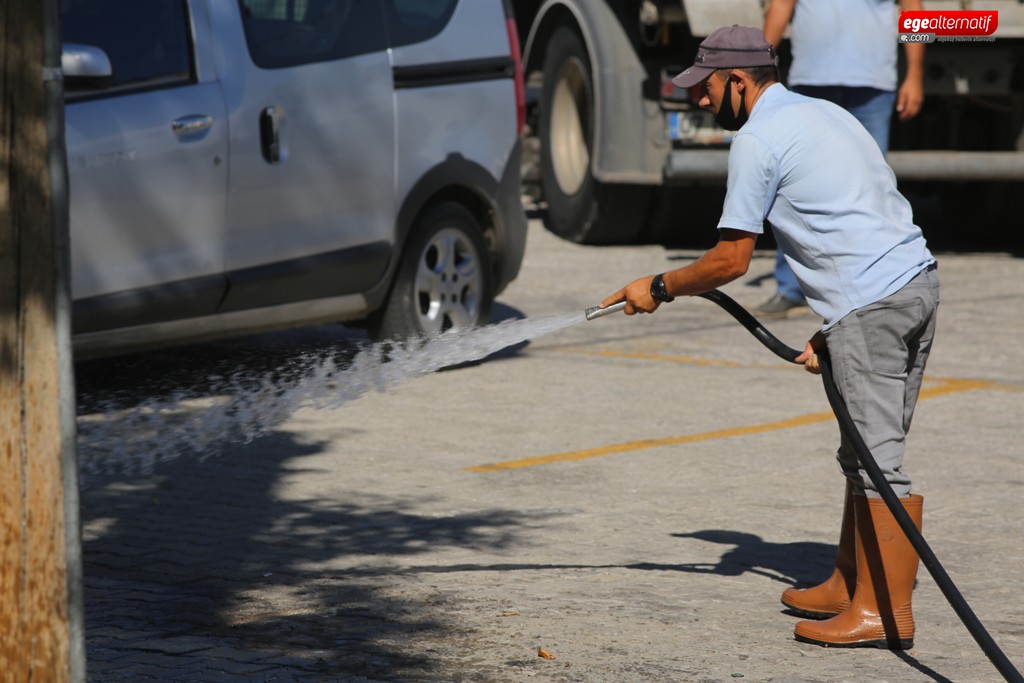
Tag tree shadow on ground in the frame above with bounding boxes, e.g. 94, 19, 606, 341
79, 429, 546, 681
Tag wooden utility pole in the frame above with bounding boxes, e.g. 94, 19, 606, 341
1, 0, 85, 680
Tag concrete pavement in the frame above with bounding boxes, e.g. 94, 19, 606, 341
77, 217, 1024, 682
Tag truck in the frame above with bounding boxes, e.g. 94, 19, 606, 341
511, 0, 1024, 244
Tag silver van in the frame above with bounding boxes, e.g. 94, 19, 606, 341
63, 0, 527, 358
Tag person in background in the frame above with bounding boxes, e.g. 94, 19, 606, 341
756, 0, 925, 319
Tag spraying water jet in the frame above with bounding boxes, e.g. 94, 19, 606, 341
77, 310, 591, 479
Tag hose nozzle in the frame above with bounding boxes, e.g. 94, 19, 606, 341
584, 301, 627, 321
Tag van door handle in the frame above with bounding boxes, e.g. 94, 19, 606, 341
171, 114, 213, 136
260, 106, 283, 165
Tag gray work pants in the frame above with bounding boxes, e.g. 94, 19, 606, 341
823, 264, 940, 498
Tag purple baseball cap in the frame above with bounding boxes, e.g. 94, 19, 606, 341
671, 25, 778, 89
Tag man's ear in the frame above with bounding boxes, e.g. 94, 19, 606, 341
730, 69, 747, 92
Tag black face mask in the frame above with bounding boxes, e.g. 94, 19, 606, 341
715, 78, 749, 131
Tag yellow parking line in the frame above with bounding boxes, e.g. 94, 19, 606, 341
919, 377, 995, 397
465, 377, 995, 473
545, 347, 746, 368
464, 410, 835, 473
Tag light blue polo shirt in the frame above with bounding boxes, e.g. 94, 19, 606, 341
788, 0, 898, 91
719, 84, 934, 329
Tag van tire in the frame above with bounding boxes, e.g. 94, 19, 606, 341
370, 203, 494, 341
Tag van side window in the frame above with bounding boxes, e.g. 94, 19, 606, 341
385, 0, 458, 48
238, 0, 387, 68
61, 0, 192, 90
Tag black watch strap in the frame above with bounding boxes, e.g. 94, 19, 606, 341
650, 273, 675, 303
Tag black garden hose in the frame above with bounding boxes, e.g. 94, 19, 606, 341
696, 289, 1023, 683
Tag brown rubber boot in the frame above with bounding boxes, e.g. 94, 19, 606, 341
781, 482, 856, 619
794, 494, 923, 649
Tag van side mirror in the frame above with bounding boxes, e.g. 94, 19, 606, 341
62, 43, 113, 92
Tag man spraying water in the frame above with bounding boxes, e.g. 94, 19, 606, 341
599, 25, 939, 650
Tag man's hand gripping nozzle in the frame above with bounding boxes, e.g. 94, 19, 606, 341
584, 301, 627, 321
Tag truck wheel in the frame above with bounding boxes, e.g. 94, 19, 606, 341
370, 203, 494, 341
540, 26, 651, 244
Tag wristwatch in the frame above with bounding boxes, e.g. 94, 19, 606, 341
650, 273, 675, 303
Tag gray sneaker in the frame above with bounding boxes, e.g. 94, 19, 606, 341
755, 293, 809, 319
